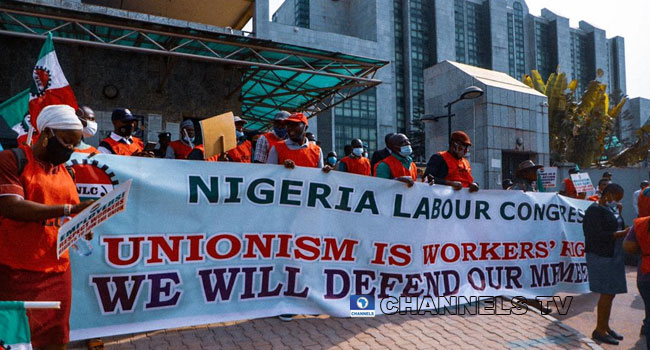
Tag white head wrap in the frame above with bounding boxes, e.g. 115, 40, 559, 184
36, 105, 83, 132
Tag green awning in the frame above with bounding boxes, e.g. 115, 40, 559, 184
0, 1, 387, 129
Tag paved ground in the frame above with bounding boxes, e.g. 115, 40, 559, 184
70, 301, 601, 350
555, 265, 647, 350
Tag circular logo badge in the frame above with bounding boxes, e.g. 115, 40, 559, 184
70, 158, 118, 201
356, 297, 369, 310
32, 65, 52, 97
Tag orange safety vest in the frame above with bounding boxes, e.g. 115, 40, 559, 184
227, 140, 252, 163
169, 140, 193, 159
439, 151, 473, 187
340, 156, 371, 176
0, 145, 80, 272
189, 144, 219, 162
100, 136, 143, 156
587, 194, 599, 202
74, 144, 98, 154
376, 154, 417, 180
633, 216, 650, 274
263, 132, 284, 150
564, 178, 578, 198
639, 188, 650, 218
274, 140, 321, 168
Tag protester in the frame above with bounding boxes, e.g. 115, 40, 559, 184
559, 166, 586, 199
168, 120, 195, 159
374, 133, 419, 187
227, 116, 252, 163
623, 215, 650, 343
634, 180, 650, 217
0, 105, 95, 350
253, 111, 289, 163
266, 113, 328, 171
326, 151, 338, 167
502, 179, 513, 190
370, 133, 394, 175
339, 139, 371, 176
306, 132, 317, 145
508, 160, 543, 191
424, 131, 479, 192
583, 183, 629, 345
588, 178, 612, 202
154, 132, 172, 159
74, 105, 98, 154
98, 108, 149, 156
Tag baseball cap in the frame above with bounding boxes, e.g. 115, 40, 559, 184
111, 108, 136, 122
234, 116, 248, 124
450, 131, 472, 146
273, 111, 291, 121
285, 112, 308, 126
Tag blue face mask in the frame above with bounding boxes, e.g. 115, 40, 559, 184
352, 147, 364, 157
400, 145, 413, 157
328, 157, 337, 165
236, 130, 245, 139
274, 127, 287, 139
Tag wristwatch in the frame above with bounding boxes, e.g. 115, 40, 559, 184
63, 204, 72, 216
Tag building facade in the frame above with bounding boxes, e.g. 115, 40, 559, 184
266, 0, 626, 158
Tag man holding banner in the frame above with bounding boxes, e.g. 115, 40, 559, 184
0, 105, 94, 350
266, 112, 326, 169
374, 133, 418, 187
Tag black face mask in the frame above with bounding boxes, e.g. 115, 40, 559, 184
118, 124, 134, 137
46, 134, 74, 165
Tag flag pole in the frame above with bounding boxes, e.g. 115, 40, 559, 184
23, 301, 60, 309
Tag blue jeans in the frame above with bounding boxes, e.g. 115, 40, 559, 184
638, 279, 650, 350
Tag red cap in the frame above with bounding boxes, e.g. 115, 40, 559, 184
450, 131, 472, 146
285, 112, 308, 126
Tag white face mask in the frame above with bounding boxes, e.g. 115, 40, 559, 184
82, 120, 97, 138
352, 147, 363, 157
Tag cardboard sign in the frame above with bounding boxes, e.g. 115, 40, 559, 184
570, 172, 595, 194
199, 112, 236, 160
538, 167, 557, 189
57, 179, 132, 258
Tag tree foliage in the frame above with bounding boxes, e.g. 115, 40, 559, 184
522, 69, 626, 167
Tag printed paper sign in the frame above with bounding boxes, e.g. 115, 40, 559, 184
200, 112, 236, 159
539, 167, 557, 189
57, 179, 132, 258
570, 172, 595, 193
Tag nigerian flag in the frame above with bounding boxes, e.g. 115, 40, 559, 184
0, 301, 32, 350
28, 33, 77, 130
0, 89, 30, 136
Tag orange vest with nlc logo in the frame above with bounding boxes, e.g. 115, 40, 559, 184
377, 154, 417, 180
340, 156, 371, 176
0, 145, 80, 273
633, 217, 650, 274
439, 151, 473, 187
169, 140, 193, 159
275, 141, 321, 168
100, 136, 144, 156
227, 140, 252, 163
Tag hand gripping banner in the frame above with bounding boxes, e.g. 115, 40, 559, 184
67, 154, 592, 340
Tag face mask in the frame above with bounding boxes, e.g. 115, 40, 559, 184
274, 127, 287, 139
46, 132, 74, 165
236, 130, 245, 139
352, 147, 363, 157
82, 120, 97, 138
183, 135, 195, 144
327, 157, 337, 165
117, 124, 134, 137
400, 145, 413, 157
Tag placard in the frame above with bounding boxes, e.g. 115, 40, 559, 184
570, 172, 595, 193
538, 167, 557, 189
199, 112, 236, 159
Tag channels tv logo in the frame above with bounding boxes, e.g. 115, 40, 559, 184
350, 295, 375, 317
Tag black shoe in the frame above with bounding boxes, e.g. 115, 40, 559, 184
592, 330, 619, 345
607, 329, 624, 340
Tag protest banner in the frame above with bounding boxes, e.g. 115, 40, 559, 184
538, 167, 557, 189
57, 179, 131, 258
67, 154, 592, 340
199, 112, 236, 159
570, 172, 595, 193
